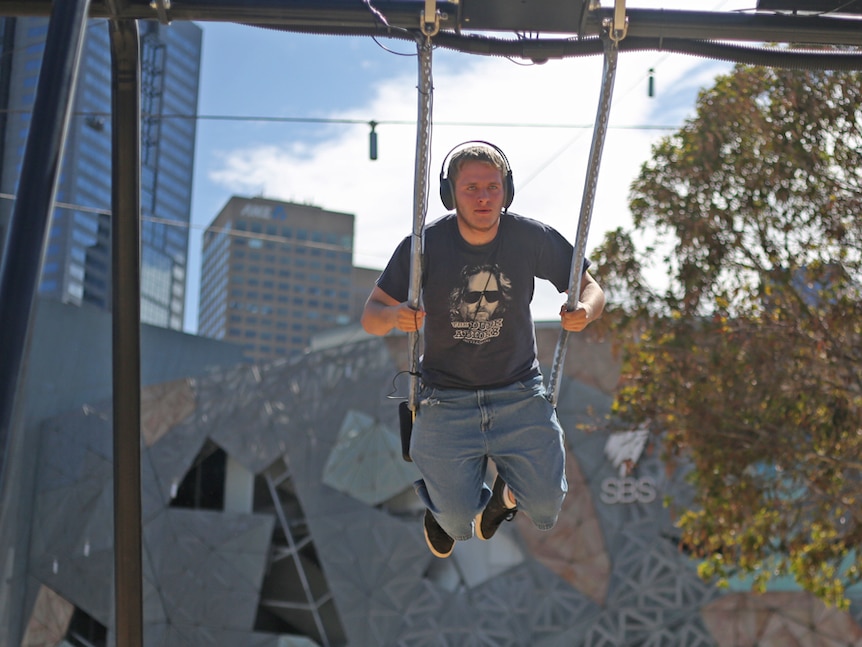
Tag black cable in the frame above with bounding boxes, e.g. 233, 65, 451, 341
250, 22, 862, 71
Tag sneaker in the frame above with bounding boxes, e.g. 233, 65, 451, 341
475, 475, 517, 540
424, 509, 454, 558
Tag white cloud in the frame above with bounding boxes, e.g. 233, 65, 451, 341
205, 42, 736, 319
198, 0, 769, 329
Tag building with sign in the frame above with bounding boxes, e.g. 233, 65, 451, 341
198, 195, 364, 362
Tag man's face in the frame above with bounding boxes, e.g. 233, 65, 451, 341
459, 271, 500, 321
453, 160, 505, 243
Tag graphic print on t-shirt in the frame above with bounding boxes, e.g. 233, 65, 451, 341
449, 263, 511, 344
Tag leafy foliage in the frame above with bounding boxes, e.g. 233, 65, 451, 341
592, 64, 862, 606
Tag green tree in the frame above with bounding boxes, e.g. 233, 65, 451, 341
592, 64, 862, 607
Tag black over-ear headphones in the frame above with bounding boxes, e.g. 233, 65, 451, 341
439, 140, 514, 211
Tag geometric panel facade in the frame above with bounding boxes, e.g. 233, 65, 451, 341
24, 326, 862, 645
21, 586, 74, 647
322, 410, 420, 506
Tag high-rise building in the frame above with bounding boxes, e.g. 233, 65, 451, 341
0, 18, 201, 330
199, 196, 359, 362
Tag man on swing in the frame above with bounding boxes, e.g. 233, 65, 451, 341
361, 141, 605, 558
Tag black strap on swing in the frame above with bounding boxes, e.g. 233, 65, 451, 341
547, 4, 627, 408
399, 8, 437, 462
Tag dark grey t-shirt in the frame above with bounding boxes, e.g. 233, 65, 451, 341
377, 212, 584, 390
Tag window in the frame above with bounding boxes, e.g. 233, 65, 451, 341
66, 607, 108, 647
169, 441, 226, 511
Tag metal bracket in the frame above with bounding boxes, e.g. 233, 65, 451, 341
606, 0, 628, 42
149, 0, 171, 24
421, 0, 440, 36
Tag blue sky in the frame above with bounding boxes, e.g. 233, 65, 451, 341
185, 1, 749, 332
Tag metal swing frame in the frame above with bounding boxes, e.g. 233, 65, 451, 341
404, 24, 434, 445
548, 4, 627, 407
404, 1, 627, 422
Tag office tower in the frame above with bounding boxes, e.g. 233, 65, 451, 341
0, 18, 201, 330
199, 196, 357, 362
351, 265, 381, 321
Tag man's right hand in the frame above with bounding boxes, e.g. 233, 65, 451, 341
361, 285, 425, 335
393, 303, 425, 332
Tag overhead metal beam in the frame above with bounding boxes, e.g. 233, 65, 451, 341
0, 1, 860, 47
0, 0, 461, 27
756, 0, 862, 15
588, 7, 862, 46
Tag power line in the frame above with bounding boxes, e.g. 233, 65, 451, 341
171, 114, 681, 131
0, 108, 680, 132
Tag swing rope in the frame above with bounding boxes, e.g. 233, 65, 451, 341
404, 1, 625, 413
407, 31, 434, 417
547, 12, 626, 408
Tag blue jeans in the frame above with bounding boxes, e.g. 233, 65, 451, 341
410, 375, 568, 541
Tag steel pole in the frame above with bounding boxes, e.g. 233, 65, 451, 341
407, 34, 434, 414
0, 0, 90, 497
547, 32, 619, 407
108, 16, 144, 647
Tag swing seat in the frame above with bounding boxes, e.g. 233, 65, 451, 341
398, 401, 414, 461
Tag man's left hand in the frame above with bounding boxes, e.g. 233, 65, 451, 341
560, 303, 592, 332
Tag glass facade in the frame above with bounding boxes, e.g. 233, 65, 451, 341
0, 17, 201, 331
